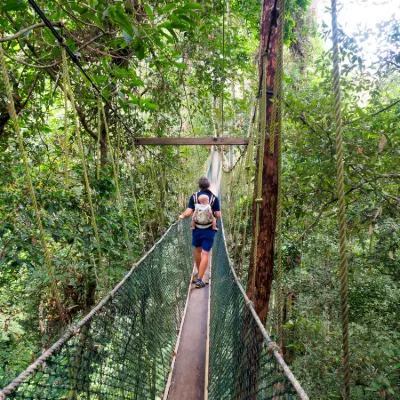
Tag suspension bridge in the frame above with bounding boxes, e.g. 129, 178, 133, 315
0, 0, 354, 398
0, 149, 307, 399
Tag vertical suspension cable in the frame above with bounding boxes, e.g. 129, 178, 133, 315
231, 150, 246, 246
0, 47, 64, 318
234, 105, 256, 241
96, 96, 102, 179
61, 48, 108, 291
124, 138, 145, 252
330, 1, 351, 398
221, 0, 226, 137
239, 107, 257, 279
115, 115, 121, 176
133, 142, 156, 244
63, 74, 70, 187
250, 58, 267, 296
100, 103, 133, 262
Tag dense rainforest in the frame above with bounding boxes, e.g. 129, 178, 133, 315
0, 0, 399, 398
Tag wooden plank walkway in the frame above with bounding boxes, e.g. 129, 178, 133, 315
165, 149, 220, 400
167, 265, 210, 400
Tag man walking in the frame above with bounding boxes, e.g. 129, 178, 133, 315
179, 177, 221, 288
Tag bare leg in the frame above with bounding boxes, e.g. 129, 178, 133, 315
194, 247, 201, 271
198, 250, 209, 280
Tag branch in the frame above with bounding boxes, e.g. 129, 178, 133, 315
379, 174, 400, 179
284, 101, 335, 155
1, 15, 98, 142
388, 61, 400, 70
20, 73, 40, 109
76, 32, 104, 51
75, 105, 98, 141
344, 98, 400, 126
382, 191, 400, 203
4, 32, 106, 69
3, 50, 61, 69
0, 22, 63, 43
0, 238, 12, 260
297, 174, 400, 241
56, 2, 108, 34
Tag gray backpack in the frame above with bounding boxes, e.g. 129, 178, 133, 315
193, 193, 215, 228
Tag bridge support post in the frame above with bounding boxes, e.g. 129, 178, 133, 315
246, 0, 280, 325
243, 2, 283, 399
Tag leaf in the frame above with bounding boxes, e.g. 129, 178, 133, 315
122, 31, 133, 44
182, 3, 203, 10
133, 39, 145, 60
176, 14, 196, 25
378, 134, 387, 153
127, 93, 138, 104
355, 106, 364, 117
166, 27, 179, 42
143, 4, 153, 20
109, 5, 135, 38
162, 4, 176, 13
173, 61, 187, 70
159, 27, 175, 43
1, 0, 26, 12
140, 98, 158, 110
170, 22, 187, 31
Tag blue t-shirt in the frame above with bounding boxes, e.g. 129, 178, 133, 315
188, 189, 220, 214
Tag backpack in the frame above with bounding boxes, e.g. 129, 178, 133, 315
193, 192, 215, 228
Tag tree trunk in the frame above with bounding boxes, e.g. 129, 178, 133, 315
246, 0, 280, 325
239, 3, 281, 399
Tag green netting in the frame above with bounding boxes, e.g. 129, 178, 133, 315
209, 220, 299, 400
2, 220, 192, 399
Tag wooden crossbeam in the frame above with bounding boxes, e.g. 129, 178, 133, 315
134, 137, 248, 145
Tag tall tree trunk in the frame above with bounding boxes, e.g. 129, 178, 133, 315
246, 0, 280, 325
238, 3, 281, 399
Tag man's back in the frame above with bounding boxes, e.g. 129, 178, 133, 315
179, 177, 221, 289
188, 189, 220, 217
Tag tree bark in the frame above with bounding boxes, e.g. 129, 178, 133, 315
246, 0, 280, 325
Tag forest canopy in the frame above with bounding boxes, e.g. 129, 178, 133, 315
0, 0, 399, 398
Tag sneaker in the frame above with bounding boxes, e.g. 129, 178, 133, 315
192, 272, 198, 283
195, 279, 205, 289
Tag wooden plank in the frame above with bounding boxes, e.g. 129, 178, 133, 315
134, 137, 248, 145
167, 271, 210, 400
162, 266, 193, 400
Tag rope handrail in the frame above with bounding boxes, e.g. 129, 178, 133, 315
218, 218, 309, 400
0, 220, 182, 398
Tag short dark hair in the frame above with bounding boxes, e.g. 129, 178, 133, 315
198, 177, 210, 189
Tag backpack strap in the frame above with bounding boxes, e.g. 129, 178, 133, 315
194, 192, 215, 207
210, 194, 215, 207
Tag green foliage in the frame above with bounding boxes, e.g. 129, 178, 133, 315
221, 3, 399, 398
1, 0, 399, 398
0, 0, 254, 388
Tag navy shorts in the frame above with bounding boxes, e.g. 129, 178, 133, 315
192, 228, 216, 252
